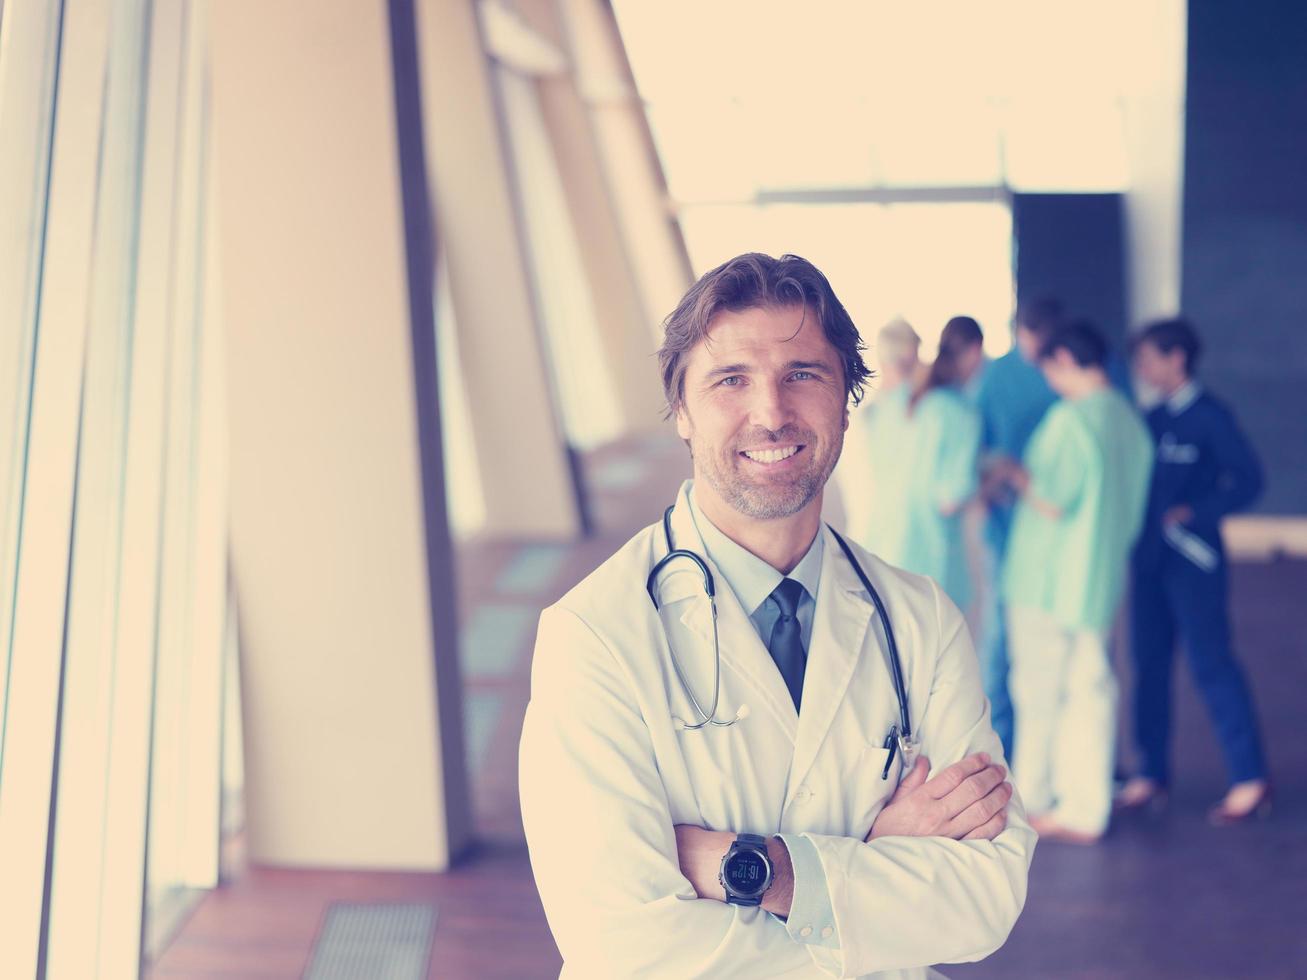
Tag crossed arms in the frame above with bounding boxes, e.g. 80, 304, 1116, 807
674, 752, 1013, 919
520, 593, 1034, 979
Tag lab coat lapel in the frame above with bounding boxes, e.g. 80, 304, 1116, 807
664, 483, 800, 742
784, 525, 874, 806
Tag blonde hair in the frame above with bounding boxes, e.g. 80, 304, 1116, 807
876, 317, 921, 371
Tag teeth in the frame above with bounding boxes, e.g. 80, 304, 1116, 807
743, 446, 800, 463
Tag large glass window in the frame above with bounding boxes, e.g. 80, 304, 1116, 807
610, 0, 1139, 366
143, 2, 227, 957
0, 0, 62, 787
495, 64, 623, 450
0, 0, 227, 974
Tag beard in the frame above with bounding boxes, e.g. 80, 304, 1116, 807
691, 423, 842, 520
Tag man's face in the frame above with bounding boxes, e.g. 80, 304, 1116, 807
1014, 324, 1041, 362
1133, 340, 1185, 391
956, 342, 985, 383
674, 305, 848, 521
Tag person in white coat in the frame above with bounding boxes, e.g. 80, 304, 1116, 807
519, 253, 1035, 979
836, 317, 920, 556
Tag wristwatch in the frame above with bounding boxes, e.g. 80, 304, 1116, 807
718, 833, 774, 906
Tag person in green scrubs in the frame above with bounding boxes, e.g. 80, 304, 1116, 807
840, 317, 983, 611
897, 317, 984, 610
999, 319, 1153, 844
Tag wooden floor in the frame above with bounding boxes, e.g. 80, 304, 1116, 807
150, 433, 1307, 979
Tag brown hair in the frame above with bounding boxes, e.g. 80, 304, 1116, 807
1014, 295, 1065, 339
910, 315, 983, 413
657, 252, 872, 418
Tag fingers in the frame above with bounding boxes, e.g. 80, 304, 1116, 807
940, 763, 1008, 819
948, 780, 1013, 840
961, 805, 1009, 841
891, 756, 930, 798
924, 752, 991, 800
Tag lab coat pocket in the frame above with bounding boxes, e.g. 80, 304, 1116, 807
843, 743, 899, 838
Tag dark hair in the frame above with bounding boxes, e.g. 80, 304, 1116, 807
657, 252, 872, 417
1014, 295, 1065, 339
910, 315, 984, 412
1039, 318, 1108, 368
1133, 316, 1202, 374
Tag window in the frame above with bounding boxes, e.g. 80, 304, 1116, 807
0, 1, 228, 974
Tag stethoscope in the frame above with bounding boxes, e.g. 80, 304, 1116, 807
646, 505, 918, 779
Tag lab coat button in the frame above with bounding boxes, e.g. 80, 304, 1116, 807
794, 785, 812, 803
821, 926, 834, 939
800, 926, 813, 937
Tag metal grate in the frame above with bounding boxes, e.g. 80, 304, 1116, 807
304, 903, 437, 980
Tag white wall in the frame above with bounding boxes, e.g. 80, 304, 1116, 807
1121, 0, 1188, 328
209, 0, 467, 869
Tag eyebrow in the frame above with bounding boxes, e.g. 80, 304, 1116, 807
783, 359, 837, 374
704, 363, 750, 380
703, 359, 837, 381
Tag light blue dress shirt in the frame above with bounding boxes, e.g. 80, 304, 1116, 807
687, 486, 841, 951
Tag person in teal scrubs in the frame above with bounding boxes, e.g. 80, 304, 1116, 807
842, 317, 982, 611
974, 298, 1062, 758
1000, 319, 1153, 844
896, 317, 984, 610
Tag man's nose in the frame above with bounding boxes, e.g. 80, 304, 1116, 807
747, 378, 793, 432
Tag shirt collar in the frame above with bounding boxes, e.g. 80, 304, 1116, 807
687, 483, 824, 615
1166, 380, 1201, 416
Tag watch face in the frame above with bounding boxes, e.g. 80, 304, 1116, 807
724, 849, 769, 896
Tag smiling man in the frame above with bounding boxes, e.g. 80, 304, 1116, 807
520, 253, 1034, 979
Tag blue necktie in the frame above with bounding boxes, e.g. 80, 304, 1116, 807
767, 578, 808, 711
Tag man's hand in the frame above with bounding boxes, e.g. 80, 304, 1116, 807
979, 455, 1019, 504
866, 754, 1012, 842
1163, 504, 1194, 527
1005, 465, 1031, 495
674, 825, 731, 903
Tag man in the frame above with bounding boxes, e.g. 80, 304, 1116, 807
520, 253, 1033, 979
973, 298, 1061, 759
1118, 317, 1270, 824
1001, 320, 1153, 845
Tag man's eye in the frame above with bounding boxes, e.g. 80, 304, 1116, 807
789, 371, 815, 381
720, 376, 744, 387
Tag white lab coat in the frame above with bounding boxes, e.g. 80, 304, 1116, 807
520, 481, 1034, 979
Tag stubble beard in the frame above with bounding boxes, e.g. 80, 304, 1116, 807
692, 427, 842, 521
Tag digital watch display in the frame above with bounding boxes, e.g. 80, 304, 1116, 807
718, 833, 773, 906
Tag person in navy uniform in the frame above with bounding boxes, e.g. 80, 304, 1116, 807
1117, 317, 1271, 824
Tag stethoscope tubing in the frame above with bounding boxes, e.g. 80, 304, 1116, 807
646, 505, 912, 741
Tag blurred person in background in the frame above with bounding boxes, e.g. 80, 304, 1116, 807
972, 297, 1062, 759
838, 317, 920, 555
1118, 317, 1271, 824
999, 320, 1153, 844
895, 316, 984, 611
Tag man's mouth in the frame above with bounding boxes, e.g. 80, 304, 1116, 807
740, 445, 803, 464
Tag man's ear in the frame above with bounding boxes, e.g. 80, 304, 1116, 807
843, 405, 850, 431
675, 404, 692, 441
